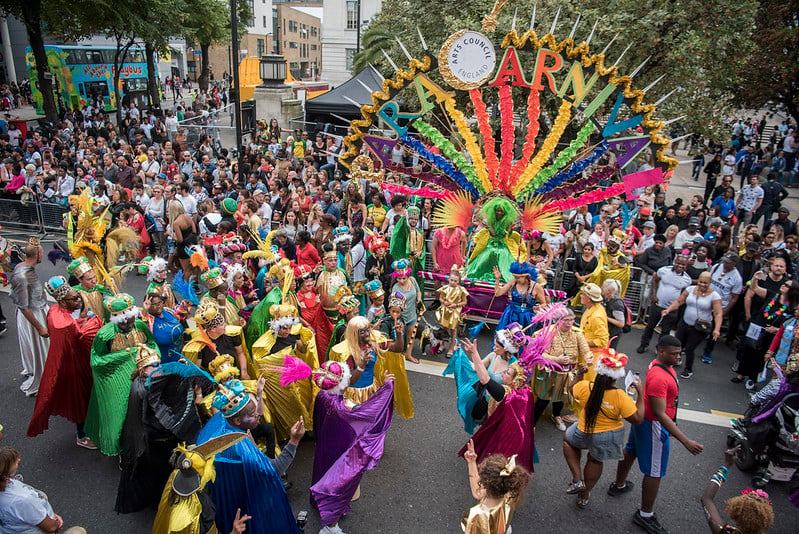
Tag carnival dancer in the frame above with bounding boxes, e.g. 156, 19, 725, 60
10, 239, 50, 397
184, 299, 251, 379
443, 326, 523, 434
431, 225, 466, 277
562, 348, 644, 509
226, 263, 255, 324
365, 234, 394, 296
534, 308, 592, 430
493, 261, 546, 332
199, 266, 242, 328
466, 197, 523, 283
115, 345, 216, 514
333, 226, 352, 270
376, 295, 415, 418
457, 338, 535, 471
391, 258, 423, 364
308, 361, 395, 534
573, 230, 631, 305
142, 292, 189, 362
389, 204, 427, 299
251, 304, 318, 440
84, 293, 158, 456
317, 243, 350, 324
296, 264, 334, 352
327, 289, 360, 359
462, 442, 531, 533
436, 265, 469, 357
365, 279, 387, 325
139, 256, 177, 309
195, 379, 304, 534
246, 258, 298, 351
67, 256, 111, 321
26, 276, 102, 447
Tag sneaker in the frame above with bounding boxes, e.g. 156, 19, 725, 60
636, 345, 648, 354
730, 360, 740, 372
0, 322, 7, 336
552, 416, 567, 431
566, 480, 585, 494
632, 510, 669, 534
701, 354, 712, 364
745, 379, 755, 391
607, 480, 634, 497
76, 437, 98, 450
679, 370, 693, 379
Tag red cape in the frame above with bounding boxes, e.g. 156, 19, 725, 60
27, 305, 102, 437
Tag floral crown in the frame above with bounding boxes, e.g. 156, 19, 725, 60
740, 488, 771, 505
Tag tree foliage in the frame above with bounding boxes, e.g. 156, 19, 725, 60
357, 0, 759, 141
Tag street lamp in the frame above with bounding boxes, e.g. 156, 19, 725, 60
259, 54, 287, 87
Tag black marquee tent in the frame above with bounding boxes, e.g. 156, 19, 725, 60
305, 66, 385, 128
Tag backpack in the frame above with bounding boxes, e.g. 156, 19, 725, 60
622, 301, 633, 333
144, 213, 158, 235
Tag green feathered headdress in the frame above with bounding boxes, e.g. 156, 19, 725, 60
480, 197, 519, 237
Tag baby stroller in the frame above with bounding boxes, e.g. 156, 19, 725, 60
728, 370, 799, 490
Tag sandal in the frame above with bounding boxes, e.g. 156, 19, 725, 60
406, 355, 420, 364
576, 495, 590, 509
566, 480, 585, 494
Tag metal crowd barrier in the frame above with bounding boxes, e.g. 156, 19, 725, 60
0, 197, 67, 233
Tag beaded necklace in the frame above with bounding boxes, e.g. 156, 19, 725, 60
763, 294, 789, 322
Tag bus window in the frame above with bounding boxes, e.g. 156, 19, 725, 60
123, 78, 148, 93
78, 83, 85, 97
86, 50, 104, 64
66, 49, 86, 65
85, 80, 110, 98
129, 50, 145, 63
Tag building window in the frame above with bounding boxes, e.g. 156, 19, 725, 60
310, 44, 317, 50
346, 1, 358, 30
257, 39, 264, 57
345, 48, 356, 71
263, 16, 267, 28
248, 0, 255, 27
289, 42, 298, 49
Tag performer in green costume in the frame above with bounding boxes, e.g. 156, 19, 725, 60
389, 205, 427, 299
245, 259, 297, 352
84, 293, 157, 456
67, 256, 112, 322
465, 197, 523, 283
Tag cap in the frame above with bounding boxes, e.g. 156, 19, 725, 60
746, 241, 760, 252
639, 207, 651, 215
722, 251, 740, 264
779, 207, 790, 215
688, 217, 700, 226
643, 221, 656, 229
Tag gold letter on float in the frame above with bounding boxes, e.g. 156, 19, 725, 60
489, 47, 531, 87
557, 61, 598, 105
413, 75, 454, 114
529, 48, 563, 93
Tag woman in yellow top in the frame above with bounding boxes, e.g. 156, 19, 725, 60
562, 349, 644, 509
462, 442, 531, 534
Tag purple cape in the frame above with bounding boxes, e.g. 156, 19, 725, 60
310, 381, 394, 525
458, 387, 536, 472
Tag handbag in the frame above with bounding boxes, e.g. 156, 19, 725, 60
692, 288, 713, 335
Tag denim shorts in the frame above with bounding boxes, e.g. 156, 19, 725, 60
565, 422, 627, 462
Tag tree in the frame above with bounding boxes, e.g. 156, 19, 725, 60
0, 0, 60, 122
360, 0, 759, 141
353, 25, 393, 74
181, 0, 251, 92
736, 0, 799, 127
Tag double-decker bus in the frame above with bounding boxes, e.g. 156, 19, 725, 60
25, 45, 150, 114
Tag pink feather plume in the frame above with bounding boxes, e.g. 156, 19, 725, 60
279, 355, 313, 387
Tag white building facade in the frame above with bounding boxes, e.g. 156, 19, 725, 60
320, 0, 382, 86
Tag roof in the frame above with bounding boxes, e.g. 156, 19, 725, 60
306, 66, 384, 118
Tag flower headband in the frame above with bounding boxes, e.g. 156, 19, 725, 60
740, 488, 771, 505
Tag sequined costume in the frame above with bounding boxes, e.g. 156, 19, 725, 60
436, 284, 470, 329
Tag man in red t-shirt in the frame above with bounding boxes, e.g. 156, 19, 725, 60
607, 335, 704, 534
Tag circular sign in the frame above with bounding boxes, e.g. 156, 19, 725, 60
438, 30, 496, 90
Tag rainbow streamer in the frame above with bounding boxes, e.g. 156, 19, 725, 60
535, 141, 609, 195
470, 88, 499, 184
544, 182, 626, 213
518, 121, 597, 198
412, 118, 484, 195
383, 183, 451, 199
497, 84, 515, 191
512, 99, 573, 196
445, 98, 490, 193
400, 134, 480, 198
510, 90, 541, 184
540, 165, 617, 202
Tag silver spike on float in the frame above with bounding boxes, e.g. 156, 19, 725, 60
357, 79, 376, 93
511, 8, 518, 31
395, 37, 413, 61
529, 2, 537, 30
674, 159, 697, 166
655, 89, 676, 106
600, 34, 618, 56
613, 43, 633, 66
368, 64, 385, 82
668, 133, 692, 145
381, 49, 400, 72
629, 55, 651, 78
662, 116, 685, 126
585, 20, 598, 45
416, 26, 428, 51
343, 95, 362, 108
569, 14, 581, 39
549, 6, 561, 35
331, 113, 354, 125
642, 74, 665, 93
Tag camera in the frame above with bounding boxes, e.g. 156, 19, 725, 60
296, 510, 308, 530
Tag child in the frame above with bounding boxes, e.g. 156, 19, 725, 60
637, 185, 655, 209
365, 279, 386, 325
435, 265, 469, 358
462, 441, 530, 533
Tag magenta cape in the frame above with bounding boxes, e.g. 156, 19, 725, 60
27, 305, 102, 437
310, 381, 394, 525
458, 387, 536, 472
